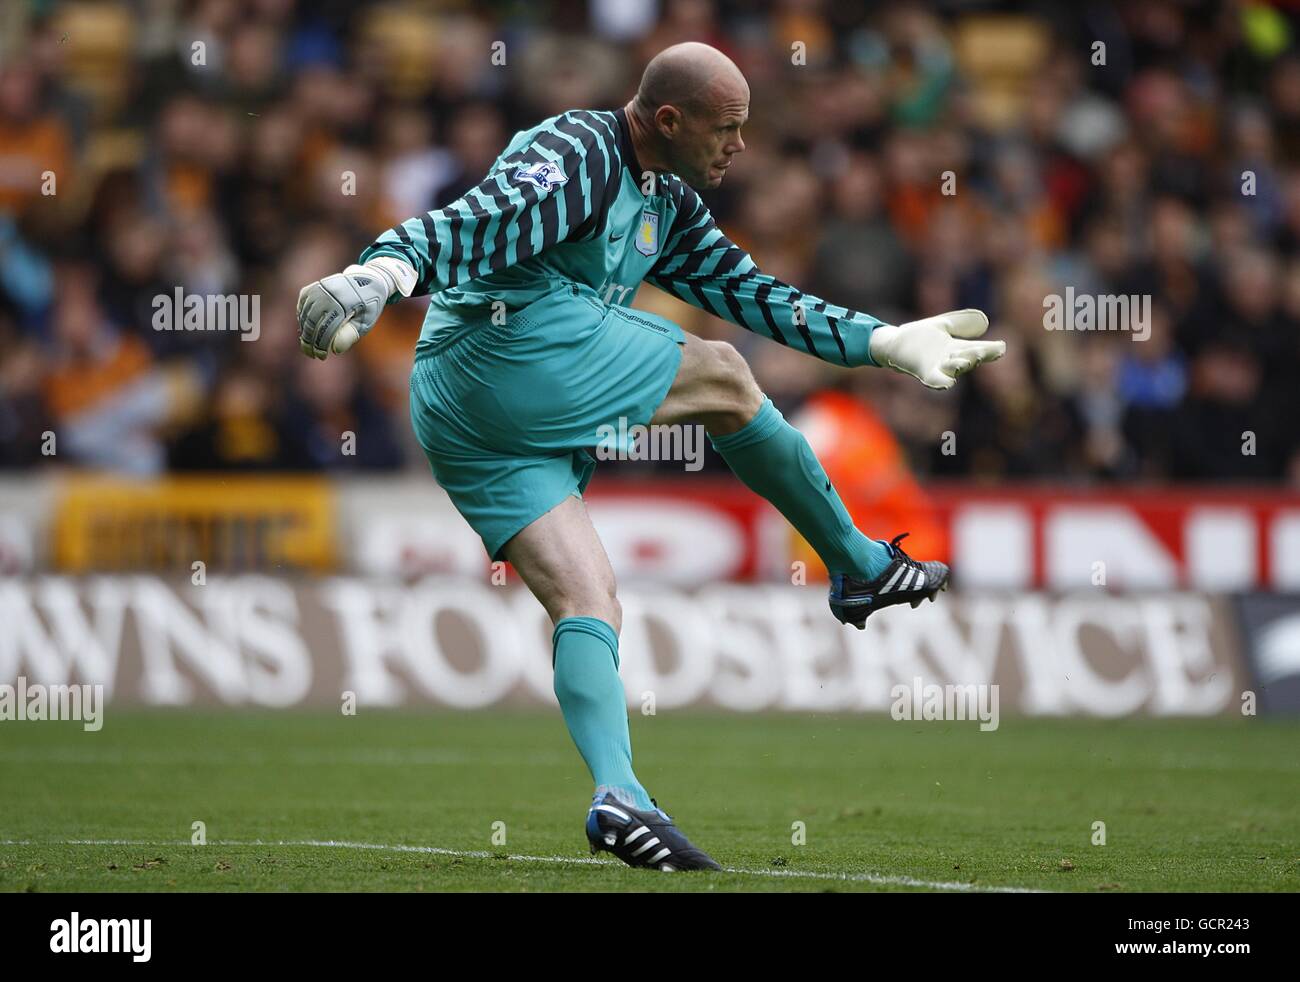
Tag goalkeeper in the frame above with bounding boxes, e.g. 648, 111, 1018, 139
297, 42, 1005, 872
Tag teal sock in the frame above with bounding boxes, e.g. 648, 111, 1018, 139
711, 397, 891, 579
552, 617, 653, 811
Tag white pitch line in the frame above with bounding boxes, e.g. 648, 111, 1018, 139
0, 838, 1043, 893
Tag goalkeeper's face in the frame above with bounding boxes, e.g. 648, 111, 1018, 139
668, 83, 749, 189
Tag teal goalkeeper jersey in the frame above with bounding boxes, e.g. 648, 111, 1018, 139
359, 107, 882, 365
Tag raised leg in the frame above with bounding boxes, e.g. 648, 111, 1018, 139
654, 334, 892, 580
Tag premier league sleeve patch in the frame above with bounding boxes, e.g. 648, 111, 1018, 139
513, 160, 569, 192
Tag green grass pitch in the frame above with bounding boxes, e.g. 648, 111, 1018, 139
1, 710, 1295, 892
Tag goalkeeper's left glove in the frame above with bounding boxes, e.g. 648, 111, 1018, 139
868, 309, 1005, 390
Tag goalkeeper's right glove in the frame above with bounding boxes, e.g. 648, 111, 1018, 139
296, 257, 417, 360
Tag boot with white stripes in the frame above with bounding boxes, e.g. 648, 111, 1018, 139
828, 532, 949, 630
585, 791, 722, 872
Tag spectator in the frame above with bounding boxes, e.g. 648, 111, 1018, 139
0, 0, 1294, 484
40, 263, 200, 475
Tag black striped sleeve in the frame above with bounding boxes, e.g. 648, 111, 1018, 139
358, 112, 612, 296
644, 177, 884, 366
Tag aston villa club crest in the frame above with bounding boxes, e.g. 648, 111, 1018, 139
635, 210, 659, 256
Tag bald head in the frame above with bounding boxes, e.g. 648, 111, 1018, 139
626, 43, 750, 189
634, 42, 747, 116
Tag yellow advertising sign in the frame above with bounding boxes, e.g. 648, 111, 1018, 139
54, 477, 336, 572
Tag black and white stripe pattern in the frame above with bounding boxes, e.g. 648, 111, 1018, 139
646, 178, 881, 366
585, 793, 719, 871
828, 532, 951, 630
594, 805, 673, 866
623, 825, 672, 866
880, 565, 927, 595
361, 110, 621, 297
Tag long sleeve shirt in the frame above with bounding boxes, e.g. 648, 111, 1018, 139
360, 107, 881, 365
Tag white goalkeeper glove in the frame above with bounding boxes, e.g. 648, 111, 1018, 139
868, 309, 1005, 390
297, 257, 417, 360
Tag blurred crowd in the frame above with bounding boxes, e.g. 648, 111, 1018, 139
1, 0, 1299, 484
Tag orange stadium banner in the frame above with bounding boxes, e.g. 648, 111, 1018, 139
52, 476, 337, 573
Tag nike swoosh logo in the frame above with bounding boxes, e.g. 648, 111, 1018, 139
609, 231, 625, 241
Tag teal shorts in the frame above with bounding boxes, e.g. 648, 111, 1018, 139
409, 283, 685, 560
